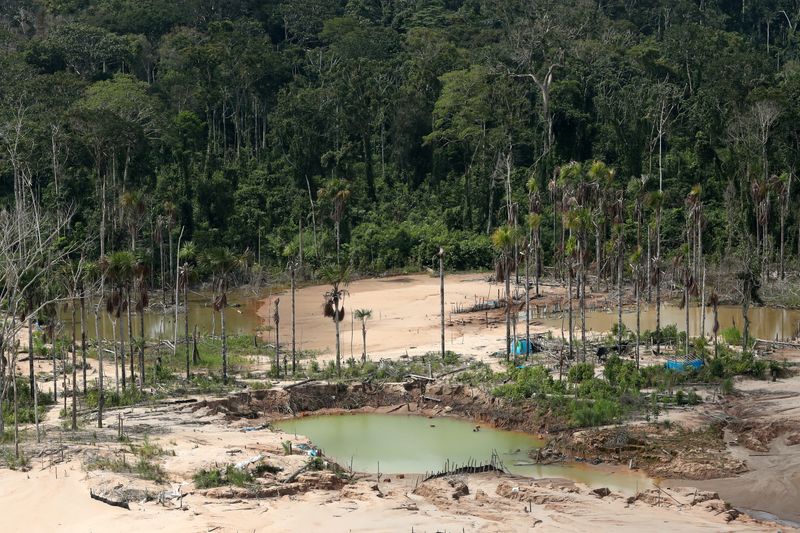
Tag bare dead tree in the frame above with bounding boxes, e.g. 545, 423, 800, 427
0, 206, 77, 457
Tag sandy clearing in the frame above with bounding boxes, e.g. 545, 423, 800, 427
667, 367, 800, 525
259, 273, 607, 364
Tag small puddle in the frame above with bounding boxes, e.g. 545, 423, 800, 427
273, 414, 651, 493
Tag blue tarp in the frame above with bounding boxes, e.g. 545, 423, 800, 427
665, 359, 704, 371
514, 339, 535, 355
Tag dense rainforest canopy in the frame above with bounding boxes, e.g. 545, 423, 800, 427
1, 0, 800, 279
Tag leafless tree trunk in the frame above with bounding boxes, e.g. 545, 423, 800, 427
291, 262, 297, 374
274, 299, 280, 377
71, 302, 77, 430
439, 248, 445, 361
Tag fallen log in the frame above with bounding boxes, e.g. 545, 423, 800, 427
283, 379, 316, 390
282, 464, 310, 484
435, 366, 468, 379
235, 453, 265, 470
755, 338, 800, 348
90, 490, 130, 510
421, 395, 442, 403
407, 374, 435, 382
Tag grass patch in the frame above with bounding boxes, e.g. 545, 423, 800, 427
193, 464, 254, 488
1, 447, 30, 470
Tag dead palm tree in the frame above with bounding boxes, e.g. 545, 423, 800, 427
321, 264, 350, 376
354, 309, 372, 363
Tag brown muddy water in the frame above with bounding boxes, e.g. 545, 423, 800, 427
58, 289, 266, 341
542, 303, 800, 341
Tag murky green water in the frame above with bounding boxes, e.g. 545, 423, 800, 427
58, 289, 266, 340
273, 414, 651, 493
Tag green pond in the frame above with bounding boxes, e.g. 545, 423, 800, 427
273, 414, 652, 493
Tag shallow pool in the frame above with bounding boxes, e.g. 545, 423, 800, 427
273, 414, 652, 493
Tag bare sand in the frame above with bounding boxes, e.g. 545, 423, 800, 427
666, 350, 800, 526
0, 398, 786, 532
259, 273, 596, 364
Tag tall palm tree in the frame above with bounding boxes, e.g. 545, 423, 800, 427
708, 291, 720, 358
163, 201, 177, 303
288, 259, 298, 374
629, 246, 643, 368
178, 242, 197, 379
491, 225, 518, 361
273, 298, 281, 377
750, 178, 770, 280
104, 251, 135, 391
587, 161, 616, 291
321, 264, 350, 375
527, 175, 543, 294
354, 309, 372, 363
134, 253, 149, 389
737, 255, 762, 352
83, 260, 105, 428
646, 191, 664, 354
525, 213, 542, 359
318, 179, 351, 267
203, 247, 239, 384
438, 247, 445, 361
774, 172, 791, 280
674, 242, 698, 357
564, 207, 592, 362
120, 191, 146, 252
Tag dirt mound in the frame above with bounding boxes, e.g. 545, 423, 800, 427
731, 420, 794, 452
567, 424, 747, 480
203, 471, 346, 499
495, 481, 575, 505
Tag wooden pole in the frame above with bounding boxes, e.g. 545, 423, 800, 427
291, 262, 296, 374
439, 248, 445, 361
